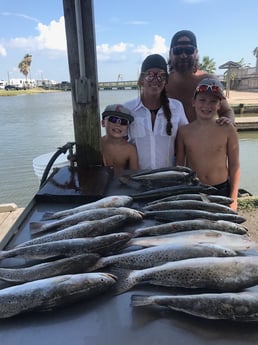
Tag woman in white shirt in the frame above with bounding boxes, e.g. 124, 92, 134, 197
124, 54, 188, 170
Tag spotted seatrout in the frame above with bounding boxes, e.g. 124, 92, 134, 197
143, 200, 236, 214
42, 195, 133, 220
0, 233, 132, 260
16, 214, 127, 248
131, 291, 258, 321
0, 272, 117, 318
30, 207, 143, 236
133, 219, 248, 237
0, 253, 100, 283
88, 243, 236, 271
113, 256, 258, 295
129, 230, 255, 251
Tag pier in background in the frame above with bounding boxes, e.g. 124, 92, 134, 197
98, 80, 137, 90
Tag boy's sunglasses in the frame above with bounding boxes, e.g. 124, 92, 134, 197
172, 46, 195, 55
143, 72, 167, 82
107, 115, 129, 126
196, 84, 223, 94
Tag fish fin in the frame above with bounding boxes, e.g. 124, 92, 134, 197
119, 176, 142, 190
131, 294, 152, 307
109, 267, 135, 295
41, 212, 55, 220
199, 193, 210, 203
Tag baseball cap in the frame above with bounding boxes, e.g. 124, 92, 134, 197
194, 78, 226, 100
141, 54, 168, 73
170, 30, 197, 48
102, 104, 134, 123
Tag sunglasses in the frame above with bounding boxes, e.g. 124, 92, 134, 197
143, 72, 167, 82
107, 115, 129, 126
172, 46, 195, 55
196, 84, 223, 94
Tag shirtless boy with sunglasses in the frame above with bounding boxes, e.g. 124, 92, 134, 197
176, 78, 240, 211
101, 104, 139, 174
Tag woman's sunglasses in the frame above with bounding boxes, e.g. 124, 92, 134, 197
143, 72, 167, 82
107, 115, 129, 126
172, 46, 195, 55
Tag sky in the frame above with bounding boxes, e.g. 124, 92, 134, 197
0, 0, 257, 83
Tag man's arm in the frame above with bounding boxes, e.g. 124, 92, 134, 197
217, 99, 235, 124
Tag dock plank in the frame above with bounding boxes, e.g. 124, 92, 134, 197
0, 207, 24, 249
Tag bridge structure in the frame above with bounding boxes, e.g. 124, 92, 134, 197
98, 80, 138, 90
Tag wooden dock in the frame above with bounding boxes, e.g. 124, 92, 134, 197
0, 203, 24, 249
235, 116, 258, 131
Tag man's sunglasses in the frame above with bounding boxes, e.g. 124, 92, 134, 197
172, 46, 195, 55
107, 115, 129, 126
196, 84, 223, 94
143, 72, 167, 82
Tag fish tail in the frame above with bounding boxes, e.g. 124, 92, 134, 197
29, 222, 45, 233
109, 267, 136, 295
41, 212, 55, 220
0, 251, 9, 260
131, 294, 153, 307
86, 258, 106, 272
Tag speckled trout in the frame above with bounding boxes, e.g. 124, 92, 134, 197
0, 253, 100, 283
88, 243, 236, 271
42, 195, 133, 220
16, 214, 127, 248
30, 207, 143, 236
128, 230, 256, 251
133, 219, 248, 237
0, 272, 117, 319
143, 200, 236, 214
0, 233, 132, 260
131, 291, 258, 321
147, 193, 233, 205
113, 256, 258, 295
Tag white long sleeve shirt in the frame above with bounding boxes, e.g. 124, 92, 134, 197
123, 97, 188, 170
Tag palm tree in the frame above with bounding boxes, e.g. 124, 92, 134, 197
253, 47, 258, 74
198, 56, 216, 74
18, 54, 32, 83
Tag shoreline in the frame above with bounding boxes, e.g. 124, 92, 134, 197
1, 88, 258, 104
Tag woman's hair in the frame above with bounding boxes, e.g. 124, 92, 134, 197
138, 74, 172, 136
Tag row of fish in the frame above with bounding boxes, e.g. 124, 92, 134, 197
0, 179, 257, 321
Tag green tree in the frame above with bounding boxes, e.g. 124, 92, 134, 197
253, 47, 258, 73
236, 58, 250, 68
198, 56, 216, 74
18, 54, 32, 82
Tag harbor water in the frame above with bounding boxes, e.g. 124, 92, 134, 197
0, 89, 257, 208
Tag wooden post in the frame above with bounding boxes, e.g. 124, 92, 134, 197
226, 67, 231, 98
63, 0, 102, 168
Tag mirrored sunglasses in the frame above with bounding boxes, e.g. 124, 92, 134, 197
196, 84, 223, 94
143, 72, 167, 82
172, 46, 195, 55
107, 115, 129, 126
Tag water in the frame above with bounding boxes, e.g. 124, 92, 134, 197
0, 89, 257, 208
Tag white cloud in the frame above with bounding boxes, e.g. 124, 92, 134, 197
134, 35, 168, 58
97, 35, 168, 63
35, 17, 66, 51
97, 42, 133, 61
9, 16, 66, 53
0, 44, 7, 57
0, 12, 39, 23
